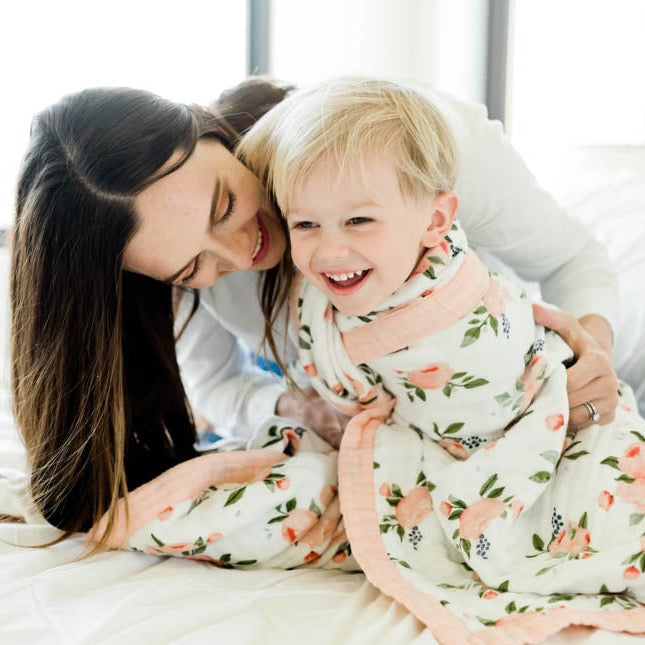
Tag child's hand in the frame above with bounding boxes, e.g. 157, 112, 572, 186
532, 304, 619, 431
276, 388, 349, 449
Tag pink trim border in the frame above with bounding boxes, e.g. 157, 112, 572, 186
337, 411, 645, 645
89, 450, 285, 548
342, 250, 490, 365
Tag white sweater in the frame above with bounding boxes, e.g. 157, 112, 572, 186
175, 86, 618, 439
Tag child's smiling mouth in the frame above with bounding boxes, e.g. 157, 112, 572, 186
322, 269, 371, 292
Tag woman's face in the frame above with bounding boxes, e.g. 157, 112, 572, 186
125, 139, 286, 288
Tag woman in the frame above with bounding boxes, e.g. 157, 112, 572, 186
10, 77, 617, 547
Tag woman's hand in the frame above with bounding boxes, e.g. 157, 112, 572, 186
532, 304, 618, 431
276, 388, 349, 449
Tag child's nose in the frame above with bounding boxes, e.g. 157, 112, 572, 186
315, 230, 351, 260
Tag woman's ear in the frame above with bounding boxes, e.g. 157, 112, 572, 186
420, 192, 458, 247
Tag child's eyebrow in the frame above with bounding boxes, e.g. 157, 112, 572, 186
347, 199, 379, 210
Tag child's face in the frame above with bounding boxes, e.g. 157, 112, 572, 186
286, 155, 444, 317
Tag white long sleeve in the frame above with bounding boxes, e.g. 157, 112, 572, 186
176, 84, 619, 440
175, 272, 290, 439
429, 88, 618, 330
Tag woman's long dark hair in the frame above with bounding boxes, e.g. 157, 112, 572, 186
11, 79, 291, 546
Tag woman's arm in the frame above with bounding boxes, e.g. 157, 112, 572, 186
176, 288, 348, 445
175, 293, 285, 439
428, 88, 619, 425
432, 88, 618, 330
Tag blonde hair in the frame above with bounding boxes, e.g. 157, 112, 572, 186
237, 77, 458, 214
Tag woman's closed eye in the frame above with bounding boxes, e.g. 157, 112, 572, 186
217, 191, 236, 225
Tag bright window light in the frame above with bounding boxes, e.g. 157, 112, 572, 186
1, 0, 247, 229
508, 0, 645, 188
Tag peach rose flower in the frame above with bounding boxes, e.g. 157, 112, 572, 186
545, 413, 565, 431
395, 487, 433, 529
405, 363, 453, 390
379, 483, 392, 497
276, 477, 290, 490
624, 566, 641, 580
458, 498, 505, 540
303, 364, 318, 377
548, 521, 591, 555
616, 478, 645, 511
439, 501, 452, 517
598, 490, 614, 511
618, 443, 645, 479
438, 439, 469, 460
282, 509, 318, 543
518, 355, 547, 410
482, 590, 498, 600
158, 506, 174, 521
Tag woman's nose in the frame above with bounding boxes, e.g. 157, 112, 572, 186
207, 229, 255, 272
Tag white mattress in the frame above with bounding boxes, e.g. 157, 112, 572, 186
1, 166, 645, 644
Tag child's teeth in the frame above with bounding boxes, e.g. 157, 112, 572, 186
325, 269, 365, 282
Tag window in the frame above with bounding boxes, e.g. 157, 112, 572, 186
1, 0, 247, 229
507, 0, 645, 191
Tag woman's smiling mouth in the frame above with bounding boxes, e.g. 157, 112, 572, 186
251, 214, 269, 265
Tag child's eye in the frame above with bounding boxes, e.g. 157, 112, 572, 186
347, 217, 372, 225
292, 220, 318, 230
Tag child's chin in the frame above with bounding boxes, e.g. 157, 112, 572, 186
330, 298, 371, 318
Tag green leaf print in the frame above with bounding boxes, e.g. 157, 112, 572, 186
480, 474, 498, 496
532, 534, 545, 551
299, 324, 313, 350
464, 378, 489, 389
224, 487, 246, 506
529, 471, 551, 484
564, 450, 590, 461
461, 327, 481, 348
540, 450, 559, 465
629, 513, 645, 526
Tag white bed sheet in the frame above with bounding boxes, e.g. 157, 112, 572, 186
1, 166, 645, 644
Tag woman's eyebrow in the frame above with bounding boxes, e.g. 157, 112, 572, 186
162, 177, 221, 283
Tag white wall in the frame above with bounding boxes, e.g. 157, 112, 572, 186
269, 0, 489, 105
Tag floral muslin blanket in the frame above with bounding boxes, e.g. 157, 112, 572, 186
90, 224, 645, 644
291, 223, 645, 643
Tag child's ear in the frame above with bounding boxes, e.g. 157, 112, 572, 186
420, 192, 458, 247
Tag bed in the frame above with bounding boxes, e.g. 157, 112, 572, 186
1, 163, 644, 645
